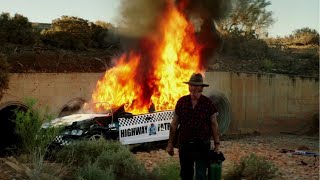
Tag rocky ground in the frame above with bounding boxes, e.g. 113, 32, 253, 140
134, 134, 319, 180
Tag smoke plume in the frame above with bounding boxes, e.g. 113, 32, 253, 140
176, 0, 231, 21
116, 0, 231, 68
116, 0, 167, 38
176, 0, 231, 68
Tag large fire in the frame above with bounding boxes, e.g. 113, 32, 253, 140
91, 1, 206, 114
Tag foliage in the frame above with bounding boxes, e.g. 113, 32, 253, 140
95, 20, 114, 29
14, 98, 61, 178
224, 153, 278, 180
90, 22, 111, 48
292, 27, 319, 45
75, 162, 115, 180
0, 12, 37, 45
95, 146, 147, 179
55, 140, 148, 179
221, 29, 269, 59
41, 16, 118, 50
41, 16, 91, 50
259, 58, 274, 71
266, 27, 319, 46
218, 0, 274, 36
55, 139, 117, 167
0, 54, 9, 100
218, 0, 273, 60
151, 158, 180, 180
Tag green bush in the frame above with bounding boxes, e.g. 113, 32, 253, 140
292, 28, 319, 45
95, 147, 147, 179
221, 30, 269, 59
224, 153, 278, 180
0, 12, 37, 45
75, 162, 115, 180
55, 140, 148, 179
151, 158, 180, 180
260, 58, 274, 72
41, 16, 119, 50
41, 30, 86, 50
15, 99, 59, 154
55, 139, 119, 167
14, 98, 61, 178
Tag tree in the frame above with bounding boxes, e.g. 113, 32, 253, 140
91, 21, 120, 49
41, 16, 119, 50
217, 0, 274, 37
90, 22, 110, 48
95, 20, 114, 30
0, 13, 36, 45
42, 16, 92, 49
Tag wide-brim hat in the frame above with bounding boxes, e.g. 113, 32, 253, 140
183, 73, 209, 87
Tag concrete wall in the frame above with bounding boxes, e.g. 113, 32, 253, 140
203, 72, 319, 134
0, 73, 103, 115
0, 72, 318, 134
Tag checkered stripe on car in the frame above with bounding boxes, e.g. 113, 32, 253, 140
118, 110, 174, 127
53, 135, 72, 146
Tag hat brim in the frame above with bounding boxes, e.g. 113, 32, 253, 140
183, 82, 209, 87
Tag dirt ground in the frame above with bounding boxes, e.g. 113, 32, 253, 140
0, 135, 318, 179
134, 134, 319, 180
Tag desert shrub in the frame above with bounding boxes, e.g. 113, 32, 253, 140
55, 140, 148, 179
292, 28, 319, 45
0, 54, 9, 100
259, 58, 274, 72
151, 158, 180, 180
41, 30, 86, 50
0, 12, 37, 45
40, 16, 119, 50
221, 29, 269, 60
14, 98, 61, 179
239, 38, 269, 59
54, 139, 120, 166
224, 153, 278, 180
75, 162, 115, 180
94, 143, 147, 179
15, 98, 58, 154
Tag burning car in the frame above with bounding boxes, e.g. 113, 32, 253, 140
42, 104, 173, 146
43, 0, 220, 147
42, 104, 127, 146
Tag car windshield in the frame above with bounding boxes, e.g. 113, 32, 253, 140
78, 102, 123, 115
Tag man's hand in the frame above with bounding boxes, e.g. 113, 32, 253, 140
211, 114, 220, 154
167, 113, 178, 156
166, 143, 174, 156
214, 145, 220, 154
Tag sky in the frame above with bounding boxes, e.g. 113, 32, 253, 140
0, 0, 319, 37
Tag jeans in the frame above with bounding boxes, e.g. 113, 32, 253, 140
179, 140, 210, 180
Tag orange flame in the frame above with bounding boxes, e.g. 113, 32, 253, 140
91, 1, 204, 114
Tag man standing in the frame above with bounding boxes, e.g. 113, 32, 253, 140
166, 73, 220, 180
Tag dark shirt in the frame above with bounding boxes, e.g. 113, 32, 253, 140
175, 94, 218, 144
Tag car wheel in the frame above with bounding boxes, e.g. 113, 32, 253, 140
88, 133, 104, 141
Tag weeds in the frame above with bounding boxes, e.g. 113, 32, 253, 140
54, 139, 117, 167
260, 58, 274, 72
224, 153, 278, 180
151, 158, 180, 180
55, 139, 148, 179
75, 162, 115, 180
14, 98, 61, 179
